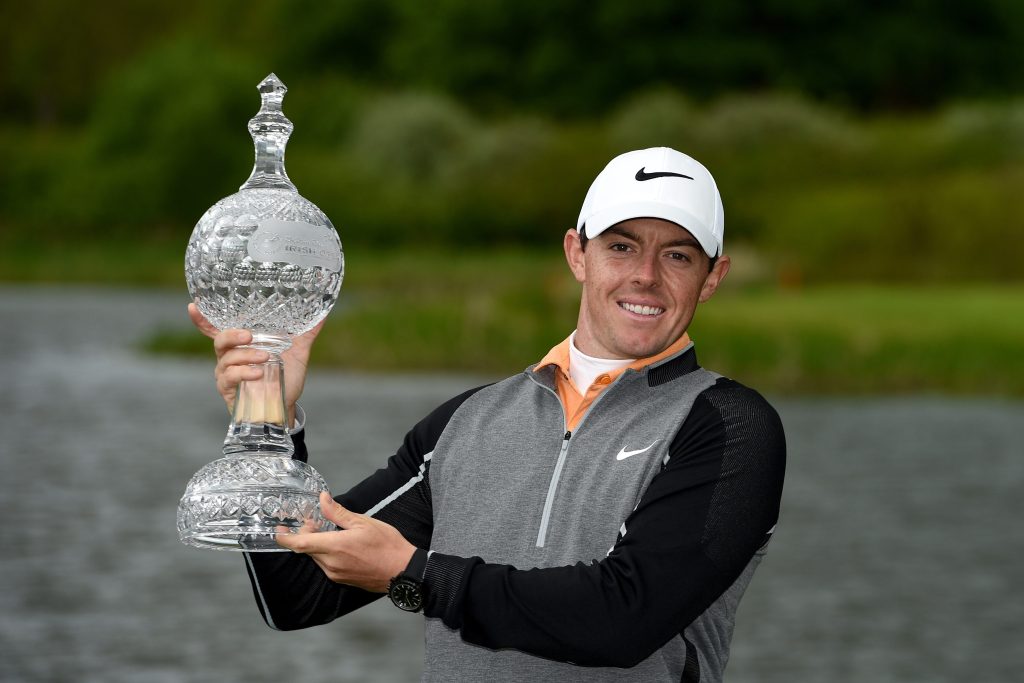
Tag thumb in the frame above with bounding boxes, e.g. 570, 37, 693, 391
319, 491, 361, 529
187, 302, 220, 339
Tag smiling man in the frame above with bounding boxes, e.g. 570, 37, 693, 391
191, 147, 786, 682
567, 147, 730, 362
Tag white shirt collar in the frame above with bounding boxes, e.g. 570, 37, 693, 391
567, 331, 635, 393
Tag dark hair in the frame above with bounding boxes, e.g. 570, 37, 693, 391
579, 225, 591, 251
578, 225, 718, 271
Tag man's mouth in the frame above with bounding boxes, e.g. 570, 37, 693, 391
619, 302, 665, 317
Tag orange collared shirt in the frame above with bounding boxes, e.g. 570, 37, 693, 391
534, 333, 692, 431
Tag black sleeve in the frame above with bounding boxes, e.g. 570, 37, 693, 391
243, 386, 486, 631
422, 379, 786, 667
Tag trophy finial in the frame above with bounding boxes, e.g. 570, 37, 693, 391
257, 73, 287, 104
242, 73, 295, 191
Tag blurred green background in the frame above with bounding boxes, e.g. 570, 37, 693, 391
2, 0, 1022, 393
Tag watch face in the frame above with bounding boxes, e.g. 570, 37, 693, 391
390, 577, 423, 612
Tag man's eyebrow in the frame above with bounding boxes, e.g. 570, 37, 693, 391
664, 236, 702, 250
604, 226, 641, 242
604, 225, 702, 250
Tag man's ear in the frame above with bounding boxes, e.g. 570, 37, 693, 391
564, 229, 586, 283
698, 255, 731, 303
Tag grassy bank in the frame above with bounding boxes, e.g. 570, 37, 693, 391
134, 248, 1024, 397
0, 238, 184, 287
690, 286, 1024, 396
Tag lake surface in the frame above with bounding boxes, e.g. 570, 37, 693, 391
0, 286, 1021, 682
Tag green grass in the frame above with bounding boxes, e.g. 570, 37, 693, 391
0, 237, 184, 287
135, 248, 1024, 397
690, 286, 1024, 396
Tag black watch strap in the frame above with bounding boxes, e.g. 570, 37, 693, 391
404, 547, 429, 581
387, 548, 429, 613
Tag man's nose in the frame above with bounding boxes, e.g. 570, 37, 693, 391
631, 254, 660, 287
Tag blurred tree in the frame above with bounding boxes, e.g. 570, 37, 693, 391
41, 37, 257, 236
4, 0, 1023, 126
378, 0, 1024, 115
269, 0, 399, 82
3, 0, 1022, 284
0, 0, 202, 125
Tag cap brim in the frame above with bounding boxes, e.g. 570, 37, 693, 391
581, 201, 720, 258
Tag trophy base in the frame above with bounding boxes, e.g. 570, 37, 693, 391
178, 506, 329, 551
177, 455, 335, 552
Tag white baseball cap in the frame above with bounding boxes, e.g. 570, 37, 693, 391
576, 147, 724, 258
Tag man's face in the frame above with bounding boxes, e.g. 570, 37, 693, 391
564, 217, 730, 359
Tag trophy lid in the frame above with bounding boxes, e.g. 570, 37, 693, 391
241, 73, 297, 192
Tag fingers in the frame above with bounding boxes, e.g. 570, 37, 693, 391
274, 529, 310, 552
189, 304, 264, 404
187, 303, 220, 339
272, 496, 414, 592
319, 492, 361, 530
213, 328, 255, 358
274, 494, 359, 554
216, 346, 270, 371
215, 363, 262, 403
274, 526, 337, 555
214, 346, 270, 403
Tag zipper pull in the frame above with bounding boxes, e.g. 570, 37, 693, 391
564, 430, 572, 441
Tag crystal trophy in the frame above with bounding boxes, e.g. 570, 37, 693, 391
177, 74, 344, 551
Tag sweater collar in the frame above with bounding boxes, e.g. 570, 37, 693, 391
535, 332, 693, 380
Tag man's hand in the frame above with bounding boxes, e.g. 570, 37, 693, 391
187, 303, 323, 426
277, 492, 416, 593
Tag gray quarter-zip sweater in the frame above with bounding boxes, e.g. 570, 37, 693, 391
244, 346, 786, 682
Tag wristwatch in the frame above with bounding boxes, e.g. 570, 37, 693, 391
388, 548, 428, 612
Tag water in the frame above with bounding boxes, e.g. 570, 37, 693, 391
0, 286, 1021, 682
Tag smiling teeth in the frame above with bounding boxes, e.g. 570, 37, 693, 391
621, 302, 664, 316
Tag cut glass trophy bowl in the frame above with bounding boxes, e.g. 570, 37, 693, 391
177, 74, 344, 551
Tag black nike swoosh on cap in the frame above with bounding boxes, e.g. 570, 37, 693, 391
635, 167, 694, 182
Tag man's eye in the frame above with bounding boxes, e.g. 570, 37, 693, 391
610, 243, 631, 252
667, 252, 691, 262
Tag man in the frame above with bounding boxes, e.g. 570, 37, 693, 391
190, 147, 786, 681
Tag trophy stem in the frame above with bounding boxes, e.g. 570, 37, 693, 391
223, 351, 293, 456
177, 344, 335, 552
